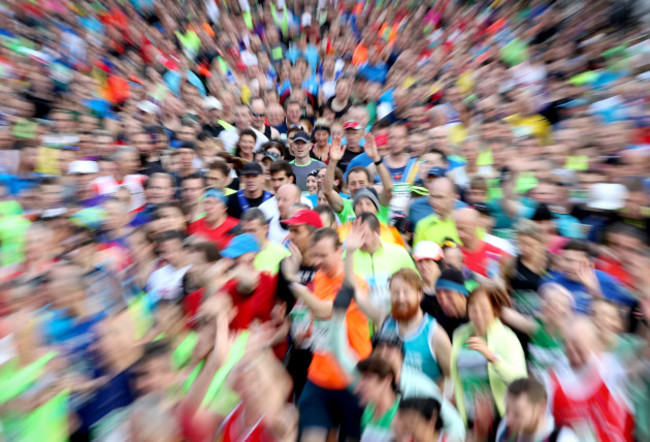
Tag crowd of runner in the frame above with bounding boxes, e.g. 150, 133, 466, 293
0, 0, 649, 440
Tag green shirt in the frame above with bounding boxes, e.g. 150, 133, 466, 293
337, 198, 390, 224
413, 214, 460, 246
254, 242, 291, 274
361, 399, 400, 442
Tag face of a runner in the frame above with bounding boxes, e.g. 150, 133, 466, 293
504, 393, 544, 436
310, 235, 342, 275
389, 276, 421, 321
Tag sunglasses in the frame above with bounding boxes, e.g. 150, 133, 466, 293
252, 112, 266, 118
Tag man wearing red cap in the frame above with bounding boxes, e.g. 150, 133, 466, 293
276, 209, 323, 401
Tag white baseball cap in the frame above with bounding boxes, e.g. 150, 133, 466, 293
68, 160, 99, 175
587, 183, 628, 211
203, 96, 223, 111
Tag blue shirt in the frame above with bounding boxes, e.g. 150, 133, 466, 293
408, 197, 468, 226
0, 172, 43, 196
543, 270, 636, 314
358, 62, 388, 84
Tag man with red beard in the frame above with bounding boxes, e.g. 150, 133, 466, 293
359, 267, 453, 385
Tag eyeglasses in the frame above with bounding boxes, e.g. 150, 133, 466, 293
252, 112, 266, 118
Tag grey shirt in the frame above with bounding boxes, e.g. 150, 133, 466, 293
290, 158, 325, 191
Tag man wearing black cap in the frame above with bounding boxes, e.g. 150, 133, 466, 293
227, 162, 273, 219
289, 131, 324, 192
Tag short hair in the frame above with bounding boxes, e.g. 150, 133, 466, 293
284, 99, 301, 111
469, 175, 487, 191
467, 284, 511, 316
261, 140, 286, 158
428, 148, 448, 161
311, 227, 341, 249
507, 377, 548, 404
156, 230, 185, 244
239, 128, 257, 141
607, 222, 647, 244
208, 160, 229, 176
187, 241, 221, 263
138, 339, 172, 366
515, 219, 545, 243
358, 212, 380, 232
356, 354, 399, 393
242, 207, 269, 226
180, 172, 206, 186
146, 172, 174, 188
389, 268, 423, 294
270, 160, 294, 178
153, 201, 184, 219
563, 239, 595, 258
314, 204, 336, 227
398, 398, 443, 430
347, 166, 372, 183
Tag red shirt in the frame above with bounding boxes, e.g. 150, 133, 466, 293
223, 273, 278, 331
596, 255, 633, 288
461, 240, 510, 277
188, 216, 239, 250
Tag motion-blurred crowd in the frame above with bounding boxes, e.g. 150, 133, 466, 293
0, 0, 649, 440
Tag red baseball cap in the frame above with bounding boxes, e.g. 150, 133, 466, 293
282, 210, 323, 228
343, 120, 361, 130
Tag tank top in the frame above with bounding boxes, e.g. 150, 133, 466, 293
549, 368, 634, 442
381, 314, 442, 382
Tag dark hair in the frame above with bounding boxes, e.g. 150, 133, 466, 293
208, 160, 229, 176
358, 212, 380, 232
398, 397, 444, 430
242, 207, 269, 226
145, 173, 174, 189
269, 160, 295, 181
181, 172, 206, 186
563, 239, 595, 258
356, 354, 399, 393
607, 222, 647, 245
239, 128, 257, 141
314, 204, 336, 227
531, 203, 553, 222
347, 166, 372, 183
188, 241, 221, 263
311, 227, 342, 249
137, 339, 172, 367
284, 99, 301, 111
156, 230, 186, 244
507, 377, 548, 404
467, 284, 511, 317
261, 140, 286, 158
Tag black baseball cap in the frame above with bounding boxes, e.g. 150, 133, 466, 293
292, 131, 310, 143
240, 162, 264, 176
371, 332, 405, 357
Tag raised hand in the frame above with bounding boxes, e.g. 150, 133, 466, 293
282, 241, 302, 283
363, 133, 380, 162
345, 219, 366, 253
328, 135, 346, 162
576, 261, 600, 294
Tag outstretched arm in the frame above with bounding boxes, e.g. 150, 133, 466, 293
323, 136, 345, 213
364, 133, 392, 206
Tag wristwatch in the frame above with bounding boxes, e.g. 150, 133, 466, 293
373, 158, 382, 166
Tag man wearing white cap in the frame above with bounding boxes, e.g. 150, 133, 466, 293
67, 160, 102, 207
202, 96, 230, 137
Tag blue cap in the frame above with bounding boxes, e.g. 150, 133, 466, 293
220, 234, 260, 258
427, 166, 447, 178
204, 188, 227, 204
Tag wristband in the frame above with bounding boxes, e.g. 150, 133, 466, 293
373, 159, 382, 166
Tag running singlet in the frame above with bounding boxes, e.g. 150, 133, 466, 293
218, 403, 277, 442
381, 314, 442, 382
91, 174, 147, 211
549, 368, 634, 442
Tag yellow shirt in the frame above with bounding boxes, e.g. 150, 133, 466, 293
254, 241, 291, 274
413, 215, 460, 246
503, 114, 551, 145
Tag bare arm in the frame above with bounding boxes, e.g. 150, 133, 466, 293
432, 324, 452, 379
288, 282, 333, 320
323, 136, 345, 213
364, 133, 392, 206
501, 307, 538, 336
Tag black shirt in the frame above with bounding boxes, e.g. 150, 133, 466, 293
326, 96, 352, 120
202, 123, 225, 138
420, 292, 468, 339
339, 147, 362, 172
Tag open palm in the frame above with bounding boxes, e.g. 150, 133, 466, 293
329, 135, 346, 162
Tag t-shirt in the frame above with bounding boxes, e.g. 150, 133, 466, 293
223, 272, 277, 330
91, 174, 147, 211
461, 240, 511, 277
254, 242, 291, 274
308, 270, 371, 389
147, 264, 191, 303
339, 147, 362, 171
408, 197, 469, 226
290, 158, 325, 191
187, 216, 240, 250
227, 190, 273, 219
351, 241, 416, 313
413, 215, 460, 246
337, 198, 390, 224
361, 399, 399, 442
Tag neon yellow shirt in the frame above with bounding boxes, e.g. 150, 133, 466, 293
413, 214, 460, 246
254, 241, 291, 274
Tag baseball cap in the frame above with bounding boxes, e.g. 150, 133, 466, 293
371, 332, 405, 356
435, 268, 468, 296
68, 160, 99, 175
473, 202, 491, 216
343, 120, 361, 130
221, 234, 260, 258
204, 96, 223, 111
412, 241, 443, 261
262, 151, 281, 162
292, 131, 310, 143
204, 188, 227, 204
312, 119, 331, 136
137, 100, 160, 115
282, 209, 323, 229
353, 187, 380, 210
427, 166, 447, 178
240, 162, 264, 176
177, 141, 196, 151
587, 183, 628, 211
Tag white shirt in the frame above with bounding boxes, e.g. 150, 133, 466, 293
91, 174, 147, 211
219, 127, 268, 154
146, 264, 191, 303
259, 196, 313, 245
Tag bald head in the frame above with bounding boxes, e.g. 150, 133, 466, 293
454, 208, 479, 248
277, 184, 302, 219
428, 177, 455, 219
429, 126, 449, 152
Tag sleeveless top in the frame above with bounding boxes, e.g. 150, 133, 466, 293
549, 368, 634, 442
381, 314, 442, 382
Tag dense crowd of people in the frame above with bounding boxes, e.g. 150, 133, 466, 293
0, 0, 649, 440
